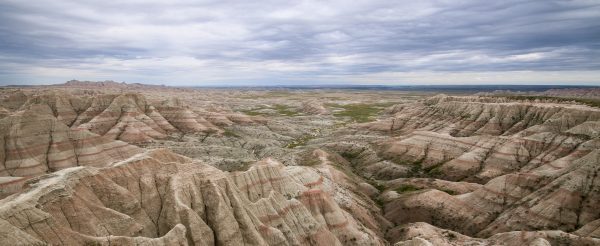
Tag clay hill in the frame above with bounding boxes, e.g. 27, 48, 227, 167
0, 91, 263, 145
0, 90, 260, 196
0, 149, 385, 245
55, 80, 170, 90
351, 95, 600, 245
0, 85, 599, 246
537, 88, 600, 99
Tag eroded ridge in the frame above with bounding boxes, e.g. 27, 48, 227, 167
0, 149, 384, 245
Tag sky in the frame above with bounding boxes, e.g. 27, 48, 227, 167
0, 0, 599, 86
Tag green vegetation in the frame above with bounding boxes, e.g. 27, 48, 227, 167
340, 151, 361, 160
410, 161, 423, 175
31, 243, 51, 246
273, 104, 300, 116
236, 91, 294, 99
427, 167, 443, 176
493, 95, 600, 109
395, 184, 422, 193
374, 197, 385, 208
368, 180, 386, 192
388, 157, 447, 178
390, 158, 424, 176
265, 91, 294, 97
285, 134, 314, 148
240, 104, 300, 117
328, 102, 395, 123
423, 162, 444, 176
239, 109, 264, 116
301, 156, 321, 166
297, 149, 321, 166
222, 129, 240, 138
227, 161, 253, 172
83, 241, 102, 246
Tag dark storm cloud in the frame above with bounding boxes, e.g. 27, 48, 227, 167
0, 0, 599, 85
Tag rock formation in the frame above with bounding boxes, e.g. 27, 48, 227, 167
0, 102, 142, 197
302, 100, 330, 115
352, 95, 600, 244
0, 149, 384, 245
1, 86, 599, 245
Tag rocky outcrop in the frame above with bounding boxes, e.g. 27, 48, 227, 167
0, 149, 384, 245
381, 142, 600, 239
388, 222, 599, 246
1, 87, 599, 245
343, 95, 600, 242
538, 88, 600, 99
57, 80, 170, 91
302, 100, 330, 115
9, 91, 251, 144
0, 90, 28, 111
74, 94, 180, 142
357, 95, 599, 183
0, 104, 141, 178
366, 95, 600, 137
377, 129, 589, 182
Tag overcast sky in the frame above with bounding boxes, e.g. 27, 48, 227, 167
1, 0, 599, 86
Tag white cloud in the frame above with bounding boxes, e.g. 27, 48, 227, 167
0, 0, 598, 85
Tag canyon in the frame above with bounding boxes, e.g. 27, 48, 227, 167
0, 82, 599, 245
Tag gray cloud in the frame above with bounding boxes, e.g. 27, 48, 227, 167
0, 0, 599, 85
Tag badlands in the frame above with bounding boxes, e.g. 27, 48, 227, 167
0, 81, 599, 246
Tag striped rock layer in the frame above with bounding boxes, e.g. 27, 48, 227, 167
359, 95, 600, 183
0, 103, 142, 189
352, 95, 600, 241
0, 149, 384, 246
389, 222, 599, 246
6, 91, 265, 144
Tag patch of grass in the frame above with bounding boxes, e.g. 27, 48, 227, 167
236, 91, 294, 99
265, 91, 294, 97
222, 129, 240, 138
83, 241, 102, 246
395, 184, 422, 194
285, 134, 314, 148
31, 243, 51, 246
228, 161, 252, 172
427, 167, 443, 176
368, 180, 385, 192
340, 151, 360, 160
240, 104, 300, 117
394, 158, 424, 176
302, 157, 321, 166
410, 161, 423, 175
563, 132, 592, 141
328, 102, 395, 123
273, 104, 300, 116
423, 162, 444, 177
374, 197, 385, 208
389, 158, 446, 178
239, 109, 264, 116
297, 150, 321, 166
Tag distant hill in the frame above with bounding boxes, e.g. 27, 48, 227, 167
55, 79, 168, 89
195, 84, 600, 92
537, 87, 600, 99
